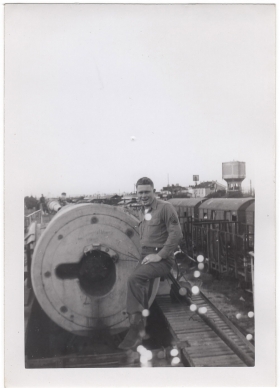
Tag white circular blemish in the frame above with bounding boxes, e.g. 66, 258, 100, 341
142, 309, 150, 317
191, 286, 200, 295
198, 307, 207, 314
197, 255, 204, 263
144, 350, 153, 361
179, 287, 187, 296
236, 313, 242, 319
144, 213, 152, 221
137, 345, 145, 354
157, 350, 165, 359
246, 334, 253, 341
248, 311, 254, 318
171, 357, 180, 366
140, 355, 149, 365
194, 271, 200, 278
198, 263, 204, 270
170, 348, 179, 357
190, 304, 197, 312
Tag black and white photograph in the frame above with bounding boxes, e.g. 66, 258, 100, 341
4, 2, 276, 386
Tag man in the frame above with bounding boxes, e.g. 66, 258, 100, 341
39, 194, 48, 215
119, 177, 183, 350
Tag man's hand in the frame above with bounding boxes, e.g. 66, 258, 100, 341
141, 254, 162, 265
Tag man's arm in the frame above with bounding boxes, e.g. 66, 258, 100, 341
157, 204, 183, 259
141, 203, 183, 265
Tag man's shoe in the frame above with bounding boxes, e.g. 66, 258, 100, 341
118, 312, 144, 350
118, 325, 143, 350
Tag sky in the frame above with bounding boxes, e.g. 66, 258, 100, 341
5, 4, 275, 197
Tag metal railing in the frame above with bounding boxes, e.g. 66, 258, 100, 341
25, 210, 42, 229
181, 217, 254, 287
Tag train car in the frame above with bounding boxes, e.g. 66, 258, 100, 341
168, 198, 207, 225
244, 201, 255, 249
245, 201, 255, 232
198, 198, 254, 234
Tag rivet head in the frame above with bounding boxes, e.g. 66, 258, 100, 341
60, 306, 68, 313
126, 229, 134, 238
91, 216, 98, 224
44, 271, 51, 278
105, 248, 109, 253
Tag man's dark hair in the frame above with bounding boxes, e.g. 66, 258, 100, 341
136, 177, 154, 188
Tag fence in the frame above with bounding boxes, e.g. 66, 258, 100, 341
182, 217, 254, 284
24, 210, 42, 230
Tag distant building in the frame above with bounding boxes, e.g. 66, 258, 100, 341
188, 181, 226, 198
118, 194, 138, 205
162, 184, 189, 198
84, 194, 122, 205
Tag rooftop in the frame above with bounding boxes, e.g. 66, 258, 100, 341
190, 181, 225, 189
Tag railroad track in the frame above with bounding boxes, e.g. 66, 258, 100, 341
156, 291, 255, 367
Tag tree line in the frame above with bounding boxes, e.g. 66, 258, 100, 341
24, 196, 40, 210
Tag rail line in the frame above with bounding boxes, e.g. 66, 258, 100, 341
155, 290, 255, 367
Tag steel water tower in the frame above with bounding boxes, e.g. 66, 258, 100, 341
222, 161, 246, 193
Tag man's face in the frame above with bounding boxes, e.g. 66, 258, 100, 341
137, 184, 155, 207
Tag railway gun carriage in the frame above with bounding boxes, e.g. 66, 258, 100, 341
30, 204, 159, 337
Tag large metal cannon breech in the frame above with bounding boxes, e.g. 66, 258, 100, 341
31, 204, 159, 336
46, 199, 62, 213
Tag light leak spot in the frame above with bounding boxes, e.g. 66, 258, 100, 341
140, 355, 149, 366
197, 255, 204, 263
194, 271, 200, 278
144, 213, 152, 221
198, 263, 204, 270
198, 307, 207, 314
236, 313, 242, 319
179, 287, 187, 296
191, 286, 200, 295
190, 304, 197, 312
170, 348, 179, 357
171, 357, 181, 366
248, 311, 254, 318
139, 329, 147, 338
246, 334, 253, 341
144, 350, 153, 361
142, 309, 150, 317
157, 350, 165, 359
137, 345, 146, 355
